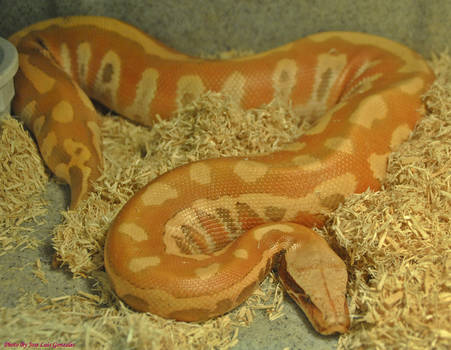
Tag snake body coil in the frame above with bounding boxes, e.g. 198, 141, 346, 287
9, 16, 434, 334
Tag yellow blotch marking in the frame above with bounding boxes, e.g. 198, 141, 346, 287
124, 68, 159, 123
20, 100, 37, 125
221, 71, 246, 105
118, 222, 148, 242
324, 137, 354, 154
189, 162, 212, 185
368, 153, 389, 181
20, 53, 56, 94
176, 75, 205, 109
33, 116, 45, 136
399, 77, 425, 95
77, 42, 92, 86
291, 155, 323, 171
313, 173, 358, 199
272, 58, 298, 101
233, 249, 249, 259
194, 263, 220, 280
54, 163, 70, 183
40, 131, 58, 160
53, 139, 93, 189
51, 100, 74, 123
233, 160, 269, 183
141, 183, 178, 206
60, 43, 72, 76
390, 124, 412, 150
94, 50, 121, 108
64, 139, 92, 162
282, 142, 306, 152
129, 256, 161, 273
253, 224, 294, 241
87, 121, 102, 159
349, 95, 388, 128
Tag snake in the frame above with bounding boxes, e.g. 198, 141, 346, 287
9, 16, 434, 335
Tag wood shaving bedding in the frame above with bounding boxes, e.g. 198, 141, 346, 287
0, 53, 450, 349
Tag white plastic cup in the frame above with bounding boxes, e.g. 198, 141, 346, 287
0, 37, 19, 117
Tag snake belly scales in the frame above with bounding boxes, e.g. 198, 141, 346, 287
9, 16, 434, 335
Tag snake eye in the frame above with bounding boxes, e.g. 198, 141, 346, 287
282, 271, 313, 306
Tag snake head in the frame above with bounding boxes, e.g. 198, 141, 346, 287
277, 235, 350, 335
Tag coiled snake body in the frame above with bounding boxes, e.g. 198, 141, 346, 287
9, 16, 434, 334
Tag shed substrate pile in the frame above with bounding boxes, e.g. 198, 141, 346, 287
0, 53, 449, 350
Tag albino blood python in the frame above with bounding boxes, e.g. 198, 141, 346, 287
9, 16, 434, 334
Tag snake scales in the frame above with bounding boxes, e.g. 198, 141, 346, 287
9, 16, 434, 334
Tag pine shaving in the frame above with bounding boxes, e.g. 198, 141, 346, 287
0, 117, 48, 254
1, 52, 450, 349
334, 52, 451, 350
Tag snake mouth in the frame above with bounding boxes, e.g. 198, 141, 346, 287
277, 255, 350, 335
